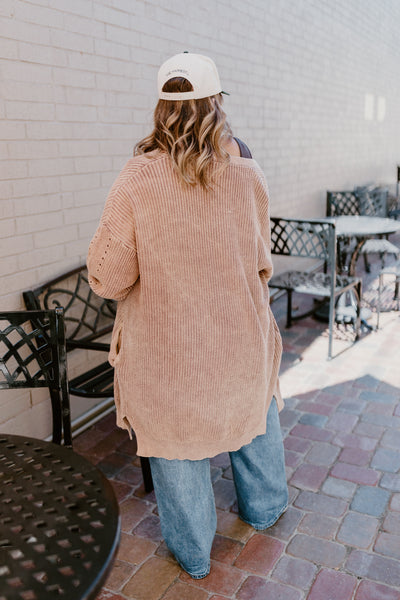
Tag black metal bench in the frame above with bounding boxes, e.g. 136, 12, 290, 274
269, 217, 362, 360
23, 265, 153, 492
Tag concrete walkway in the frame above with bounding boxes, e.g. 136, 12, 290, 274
74, 250, 400, 600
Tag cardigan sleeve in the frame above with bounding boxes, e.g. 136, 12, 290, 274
253, 166, 273, 276
87, 178, 139, 301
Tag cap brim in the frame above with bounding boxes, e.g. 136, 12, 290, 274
221, 90, 230, 96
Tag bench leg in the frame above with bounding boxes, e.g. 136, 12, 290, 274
140, 456, 154, 493
286, 290, 293, 328
49, 388, 63, 445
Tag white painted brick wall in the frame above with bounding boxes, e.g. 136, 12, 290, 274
1, 0, 400, 436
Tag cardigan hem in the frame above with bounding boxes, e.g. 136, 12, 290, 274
129, 422, 269, 460
115, 391, 284, 460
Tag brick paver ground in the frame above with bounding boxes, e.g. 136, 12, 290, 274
74, 246, 400, 599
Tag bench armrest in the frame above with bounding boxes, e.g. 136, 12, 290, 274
66, 340, 110, 352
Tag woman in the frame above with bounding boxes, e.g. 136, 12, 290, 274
87, 52, 288, 579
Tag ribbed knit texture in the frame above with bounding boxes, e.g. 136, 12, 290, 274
87, 152, 283, 459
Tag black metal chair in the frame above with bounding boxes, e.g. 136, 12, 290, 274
0, 308, 72, 446
327, 189, 400, 272
388, 195, 400, 220
326, 191, 359, 217
269, 217, 362, 359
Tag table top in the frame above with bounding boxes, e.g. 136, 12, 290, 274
0, 435, 120, 600
332, 215, 400, 237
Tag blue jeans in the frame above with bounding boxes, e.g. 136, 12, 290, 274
149, 399, 288, 579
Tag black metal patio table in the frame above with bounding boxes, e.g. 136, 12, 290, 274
321, 216, 400, 327
0, 434, 120, 600
333, 215, 400, 276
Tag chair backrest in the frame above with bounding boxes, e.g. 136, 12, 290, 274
270, 217, 336, 267
0, 308, 71, 445
355, 186, 388, 217
23, 265, 116, 344
327, 188, 389, 218
326, 191, 359, 216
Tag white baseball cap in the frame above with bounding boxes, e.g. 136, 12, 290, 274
158, 52, 229, 101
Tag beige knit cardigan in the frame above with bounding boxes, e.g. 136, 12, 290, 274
87, 151, 283, 460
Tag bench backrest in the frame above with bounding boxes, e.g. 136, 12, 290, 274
23, 265, 116, 344
270, 217, 336, 267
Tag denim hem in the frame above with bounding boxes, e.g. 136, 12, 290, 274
239, 502, 288, 531
187, 569, 210, 580
177, 559, 210, 580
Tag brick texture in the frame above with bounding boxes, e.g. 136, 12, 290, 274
237, 577, 303, 600
234, 534, 285, 574
298, 513, 339, 539
336, 512, 379, 549
294, 491, 348, 517
308, 569, 357, 600
2, 0, 400, 433
286, 534, 346, 568
210, 535, 243, 565
290, 464, 329, 491
162, 582, 209, 600
271, 555, 317, 589
123, 557, 181, 600
374, 532, 400, 560
330, 463, 380, 486
346, 550, 400, 588
180, 561, 245, 596
354, 580, 400, 600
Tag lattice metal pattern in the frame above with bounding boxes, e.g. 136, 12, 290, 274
0, 310, 71, 446
269, 270, 357, 296
388, 193, 400, 219
327, 188, 389, 219
41, 271, 115, 341
326, 191, 359, 217
25, 267, 116, 342
23, 267, 119, 401
356, 187, 388, 217
0, 435, 120, 600
270, 218, 331, 260
0, 312, 58, 389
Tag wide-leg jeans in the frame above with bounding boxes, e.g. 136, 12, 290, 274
149, 398, 288, 579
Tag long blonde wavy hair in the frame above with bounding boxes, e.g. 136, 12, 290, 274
134, 77, 232, 190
